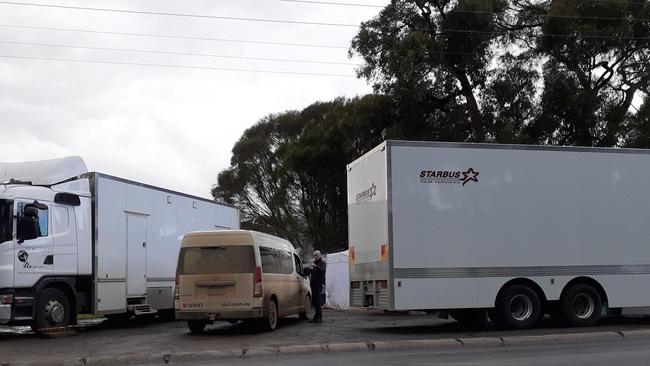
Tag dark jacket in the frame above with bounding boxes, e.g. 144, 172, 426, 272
305, 259, 326, 289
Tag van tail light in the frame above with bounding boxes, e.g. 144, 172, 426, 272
350, 281, 360, 289
377, 280, 388, 289
253, 266, 263, 297
174, 274, 180, 300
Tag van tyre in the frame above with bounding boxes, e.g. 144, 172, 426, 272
561, 284, 602, 327
32, 288, 72, 331
493, 285, 541, 329
262, 299, 278, 331
187, 320, 207, 334
299, 295, 314, 320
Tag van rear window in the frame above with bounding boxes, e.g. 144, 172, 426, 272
178, 246, 255, 274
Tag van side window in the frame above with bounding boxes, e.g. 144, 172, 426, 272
260, 247, 278, 273
260, 247, 294, 274
279, 250, 293, 274
293, 254, 303, 276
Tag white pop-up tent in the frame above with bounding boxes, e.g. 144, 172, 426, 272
324, 250, 349, 309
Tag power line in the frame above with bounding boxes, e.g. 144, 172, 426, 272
0, 24, 350, 49
0, 1, 647, 26
279, 0, 649, 7
0, 1, 360, 27
278, 0, 383, 7
1, 22, 647, 46
0, 54, 357, 77
0, 40, 359, 65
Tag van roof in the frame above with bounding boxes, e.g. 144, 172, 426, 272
181, 230, 297, 253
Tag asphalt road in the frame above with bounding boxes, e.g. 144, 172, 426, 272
156, 336, 650, 366
1, 310, 650, 365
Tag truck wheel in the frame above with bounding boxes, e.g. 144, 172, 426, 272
299, 295, 314, 320
187, 320, 207, 334
32, 288, 72, 331
262, 300, 278, 331
494, 285, 541, 329
560, 284, 602, 327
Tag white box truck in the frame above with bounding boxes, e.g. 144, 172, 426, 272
0, 157, 239, 330
348, 140, 650, 329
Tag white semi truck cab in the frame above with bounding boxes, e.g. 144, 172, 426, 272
0, 157, 240, 331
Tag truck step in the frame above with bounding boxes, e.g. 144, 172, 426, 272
130, 304, 158, 316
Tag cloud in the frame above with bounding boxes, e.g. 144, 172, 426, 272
0, 0, 380, 198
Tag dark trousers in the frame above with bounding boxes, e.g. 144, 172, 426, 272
311, 285, 322, 320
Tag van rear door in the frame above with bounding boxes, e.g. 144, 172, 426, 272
177, 245, 255, 311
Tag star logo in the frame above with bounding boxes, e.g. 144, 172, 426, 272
461, 168, 479, 186
17, 250, 28, 263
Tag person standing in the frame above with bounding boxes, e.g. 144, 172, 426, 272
304, 250, 326, 323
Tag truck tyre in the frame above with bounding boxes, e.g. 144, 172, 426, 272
262, 299, 278, 331
299, 295, 314, 320
560, 284, 602, 327
187, 320, 207, 334
494, 285, 541, 329
32, 287, 72, 331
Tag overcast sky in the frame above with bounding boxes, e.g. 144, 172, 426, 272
0, 0, 384, 198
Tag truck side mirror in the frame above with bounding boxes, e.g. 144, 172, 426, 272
23, 206, 38, 218
17, 206, 40, 243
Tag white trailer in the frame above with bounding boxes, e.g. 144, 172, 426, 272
0, 157, 239, 330
347, 140, 650, 328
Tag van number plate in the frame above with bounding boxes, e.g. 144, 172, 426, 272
207, 288, 225, 296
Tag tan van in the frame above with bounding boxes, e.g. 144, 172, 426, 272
174, 230, 313, 332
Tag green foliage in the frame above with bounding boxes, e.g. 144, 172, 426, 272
351, 0, 650, 146
212, 96, 395, 252
215, 0, 650, 251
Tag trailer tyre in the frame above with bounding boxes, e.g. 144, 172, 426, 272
561, 284, 602, 327
32, 288, 72, 331
187, 320, 207, 334
494, 285, 541, 329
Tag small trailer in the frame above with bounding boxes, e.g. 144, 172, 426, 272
347, 140, 650, 328
0, 157, 239, 330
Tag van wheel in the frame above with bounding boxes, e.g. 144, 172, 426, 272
493, 285, 541, 329
263, 300, 278, 331
299, 295, 314, 320
32, 288, 72, 332
561, 284, 602, 327
187, 320, 207, 334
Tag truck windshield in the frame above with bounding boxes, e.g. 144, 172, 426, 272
0, 199, 13, 244
178, 246, 255, 274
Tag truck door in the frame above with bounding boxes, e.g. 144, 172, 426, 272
126, 213, 147, 296
13, 200, 53, 288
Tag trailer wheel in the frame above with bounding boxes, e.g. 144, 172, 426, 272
32, 288, 72, 331
560, 284, 602, 327
187, 320, 207, 334
494, 285, 541, 329
299, 295, 314, 320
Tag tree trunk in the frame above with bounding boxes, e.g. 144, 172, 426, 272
456, 71, 486, 142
